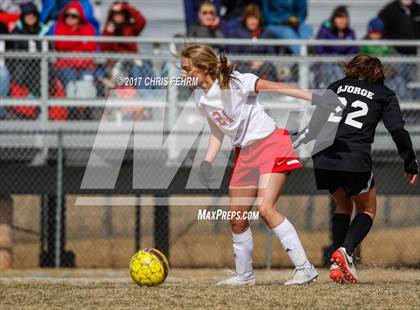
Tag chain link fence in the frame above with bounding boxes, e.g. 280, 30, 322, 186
0, 36, 419, 269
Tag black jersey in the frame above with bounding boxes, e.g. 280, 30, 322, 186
312, 76, 416, 173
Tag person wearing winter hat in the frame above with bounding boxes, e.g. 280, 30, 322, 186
11, 3, 48, 95
360, 17, 392, 57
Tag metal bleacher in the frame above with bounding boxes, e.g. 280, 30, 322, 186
89, 0, 387, 39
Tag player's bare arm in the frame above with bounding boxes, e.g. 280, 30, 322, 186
255, 78, 312, 101
255, 78, 339, 112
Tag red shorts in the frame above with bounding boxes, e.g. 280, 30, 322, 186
230, 128, 302, 188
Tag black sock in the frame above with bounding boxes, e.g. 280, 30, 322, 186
343, 213, 373, 256
332, 213, 351, 252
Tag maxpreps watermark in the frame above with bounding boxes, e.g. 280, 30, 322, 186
115, 75, 199, 87
197, 209, 259, 221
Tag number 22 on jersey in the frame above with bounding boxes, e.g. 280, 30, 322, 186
328, 97, 369, 129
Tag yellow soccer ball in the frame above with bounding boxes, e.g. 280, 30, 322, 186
129, 248, 169, 287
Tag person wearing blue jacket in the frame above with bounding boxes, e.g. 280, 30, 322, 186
262, 0, 312, 55
313, 6, 358, 88
314, 6, 357, 55
229, 4, 279, 81
184, 0, 221, 29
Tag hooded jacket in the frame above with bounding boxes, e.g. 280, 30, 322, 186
41, 0, 100, 34
52, 1, 97, 70
12, 3, 48, 51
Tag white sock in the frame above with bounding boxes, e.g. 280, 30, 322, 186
232, 226, 254, 275
272, 218, 311, 268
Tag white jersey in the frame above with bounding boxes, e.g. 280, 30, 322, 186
194, 71, 276, 147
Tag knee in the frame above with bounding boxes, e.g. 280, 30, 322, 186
356, 202, 376, 219
230, 218, 248, 233
257, 202, 276, 221
335, 204, 353, 215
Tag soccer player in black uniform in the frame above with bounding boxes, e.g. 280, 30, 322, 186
296, 54, 418, 283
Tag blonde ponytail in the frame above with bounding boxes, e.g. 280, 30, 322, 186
216, 52, 235, 89
180, 44, 235, 89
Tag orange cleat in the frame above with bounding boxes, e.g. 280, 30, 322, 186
329, 263, 345, 284
331, 247, 358, 284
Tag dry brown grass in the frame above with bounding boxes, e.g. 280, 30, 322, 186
12, 227, 420, 268
1, 268, 419, 309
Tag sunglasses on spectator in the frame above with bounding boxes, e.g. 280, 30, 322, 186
200, 10, 215, 16
65, 13, 80, 19
111, 9, 124, 14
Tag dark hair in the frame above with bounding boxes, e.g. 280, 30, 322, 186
330, 5, 349, 34
344, 54, 385, 83
199, 0, 217, 12
107, 1, 130, 24
241, 4, 262, 28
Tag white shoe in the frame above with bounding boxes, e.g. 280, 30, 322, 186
284, 264, 318, 286
216, 269, 256, 286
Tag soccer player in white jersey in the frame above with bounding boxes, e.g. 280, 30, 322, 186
180, 44, 335, 286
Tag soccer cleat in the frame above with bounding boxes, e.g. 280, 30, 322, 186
329, 263, 345, 284
331, 247, 358, 284
216, 269, 256, 286
284, 264, 318, 286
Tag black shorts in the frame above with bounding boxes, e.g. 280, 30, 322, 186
314, 169, 375, 197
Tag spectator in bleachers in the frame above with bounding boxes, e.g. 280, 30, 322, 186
378, 0, 420, 55
10, 3, 48, 98
187, 0, 224, 39
41, 0, 99, 34
100, 1, 155, 95
313, 6, 357, 88
360, 17, 392, 56
360, 17, 410, 100
100, 2, 154, 119
184, 0, 221, 29
379, 0, 420, 101
0, 0, 23, 31
51, 1, 97, 98
229, 4, 275, 54
229, 4, 278, 80
360, 17, 411, 99
0, 21, 10, 111
262, 0, 312, 55
220, 0, 260, 36
314, 6, 357, 55
101, 1, 146, 52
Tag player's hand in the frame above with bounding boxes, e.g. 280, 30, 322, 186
405, 173, 417, 186
291, 127, 310, 148
198, 161, 215, 188
405, 159, 418, 186
311, 90, 341, 112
